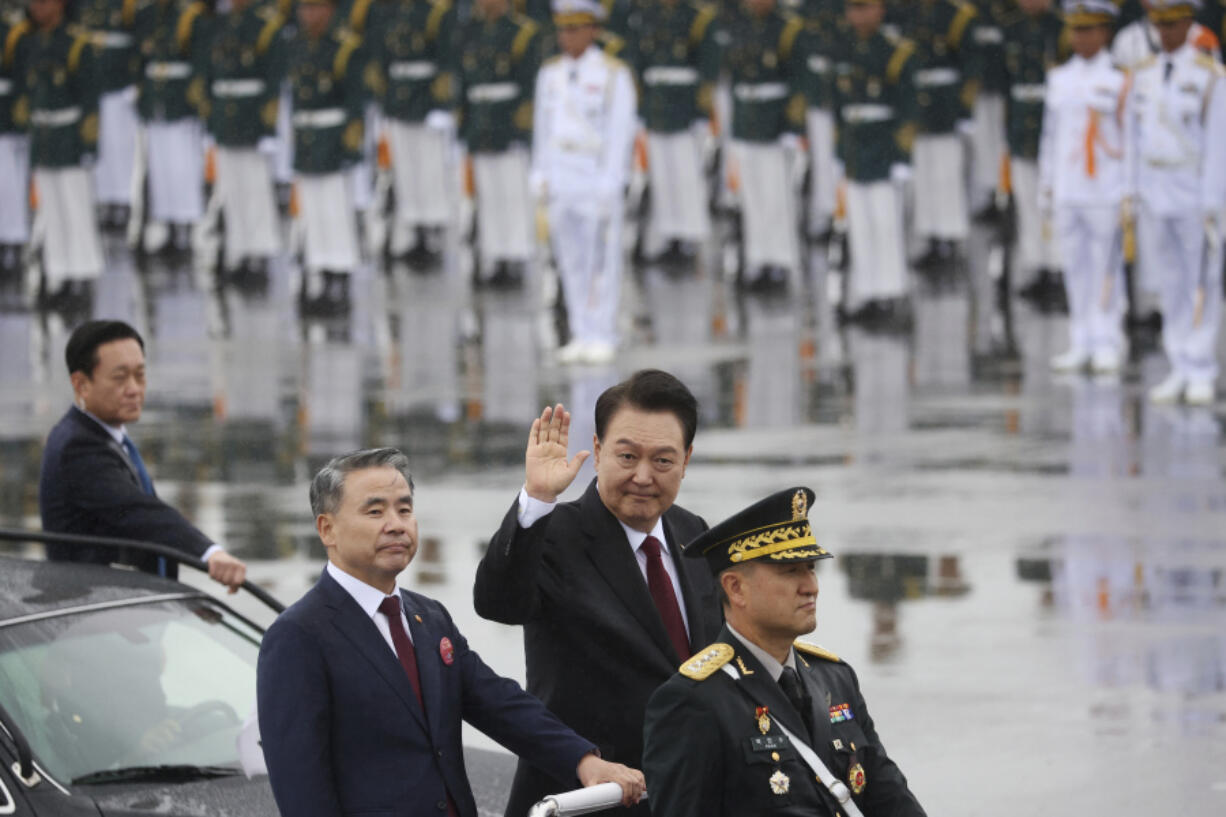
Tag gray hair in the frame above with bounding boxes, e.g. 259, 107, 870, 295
309, 448, 414, 516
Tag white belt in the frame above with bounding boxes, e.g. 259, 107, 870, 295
389, 60, 437, 80
212, 78, 266, 98
1010, 84, 1045, 103
93, 31, 134, 49
555, 137, 602, 156
841, 103, 893, 123
914, 67, 960, 88
0, 78, 11, 95
807, 55, 830, 74
30, 106, 82, 127
974, 27, 1004, 45
643, 66, 699, 86
292, 108, 346, 128
733, 82, 788, 102
145, 61, 192, 80
1144, 155, 1194, 169
467, 82, 518, 103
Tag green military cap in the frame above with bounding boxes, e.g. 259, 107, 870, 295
1063, 0, 1117, 27
1147, 0, 1199, 23
683, 487, 831, 574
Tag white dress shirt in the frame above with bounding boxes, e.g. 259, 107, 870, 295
326, 561, 415, 653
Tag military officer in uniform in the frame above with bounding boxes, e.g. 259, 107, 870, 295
1039, 0, 1131, 374
833, 0, 919, 330
796, 0, 841, 243
627, 0, 719, 266
643, 487, 928, 817
457, 0, 542, 288
1128, 0, 1226, 404
202, 0, 285, 283
532, 0, 636, 363
0, 7, 31, 274
288, 0, 365, 314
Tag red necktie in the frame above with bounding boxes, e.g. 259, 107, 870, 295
641, 536, 691, 661
378, 595, 423, 707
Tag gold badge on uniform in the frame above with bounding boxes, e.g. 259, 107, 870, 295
755, 706, 771, 735
848, 762, 866, 794
769, 770, 790, 795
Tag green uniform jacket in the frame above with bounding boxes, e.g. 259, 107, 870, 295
725, 6, 806, 142
832, 29, 918, 183
371, 0, 456, 123
135, 0, 211, 123
968, 0, 1010, 95
456, 11, 540, 153
203, 3, 285, 147
2, 17, 30, 135
288, 28, 366, 173
12, 21, 99, 167
626, 1, 720, 133
795, 0, 844, 112
1002, 8, 1063, 161
643, 628, 927, 817
894, 0, 977, 134
74, 0, 140, 93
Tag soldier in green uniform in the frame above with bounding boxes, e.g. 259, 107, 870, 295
132, 0, 211, 256
643, 487, 928, 817
792, 0, 842, 243
202, 0, 285, 281
724, 0, 806, 292
288, 0, 365, 314
1003, 0, 1065, 303
967, 0, 1011, 221
626, 0, 720, 264
1, 6, 32, 274
833, 0, 918, 330
457, 0, 542, 287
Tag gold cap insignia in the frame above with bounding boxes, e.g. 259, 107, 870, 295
791, 489, 807, 521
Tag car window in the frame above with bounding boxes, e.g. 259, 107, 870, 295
0, 599, 261, 783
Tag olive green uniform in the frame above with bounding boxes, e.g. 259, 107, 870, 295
75, 0, 140, 208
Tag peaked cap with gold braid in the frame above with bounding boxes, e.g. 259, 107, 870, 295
683, 487, 830, 574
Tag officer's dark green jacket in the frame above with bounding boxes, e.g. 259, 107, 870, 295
202, 2, 285, 147
794, 0, 843, 112
892, 0, 977, 134
288, 26, 366, 172
725, 5, 806, 142
369, 0, 455, 123
1, 16, 31, 135
625, 1, 720, 133
832, 27, 918, 183
135, 0, 211, 123
1002, 7, 1063, 161
74, 0, 140, 93
10, 20, 99, 167
456, 10, 540, 153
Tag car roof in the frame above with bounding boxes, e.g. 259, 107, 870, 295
0, 555, 204, 624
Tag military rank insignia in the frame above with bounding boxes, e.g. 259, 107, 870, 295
829, 702, 853, 723
769, 769, 790, 795
848, 762, 866, 794
756, 706, 771, 735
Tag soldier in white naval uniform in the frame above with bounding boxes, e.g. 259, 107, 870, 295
532, 0, 636, 364
1039, 0, 1131, 374
1127, 0, 1226, 405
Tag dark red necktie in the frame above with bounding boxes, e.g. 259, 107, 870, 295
378, 595, 423, 707
641, 535, 691, 661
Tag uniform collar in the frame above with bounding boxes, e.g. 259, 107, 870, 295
726, 622, 797, 683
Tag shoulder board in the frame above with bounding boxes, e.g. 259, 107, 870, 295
948, 2, 977, 49
887, 37, 916, 84
511, 18, 539, 63
256, 12, 285, 56
1194, 52, 1218, 70
350, 0, 375, 34
68, 31, 91, 73
690, 3, 717, 45
794, 640, 841, 663
679, 643, 734, 680
334, 31, 362, 79
779, 15, 803, 60
601, 32, 626, 58
123, 0, 138, 27
426, 0, 452, 42
176, 1, 208, 55
3, 19, 30, 68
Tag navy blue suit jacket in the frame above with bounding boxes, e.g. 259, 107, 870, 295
257, 569, 596, 817
38, 406, 212, 576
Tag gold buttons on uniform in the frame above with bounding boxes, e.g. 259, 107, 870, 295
771, 752, 780, 762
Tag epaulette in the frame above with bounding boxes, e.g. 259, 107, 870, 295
334, 30, 362, 79
122, 0, 138, 28
600, 31, 626, 58
176, 1, 208, 55
690, 3, 716, 45
426, 0, 452, 42
3, 19, 30, 69
794, 640, 841, 663
68, 30, 92, 74
511, 17, 538, 63
779, 14, 803, 61
255, 12, 285, 56
947, 1, 976, 50
886, 37, 915, 84
349, 0, 375, 35
679, 643, 734, 680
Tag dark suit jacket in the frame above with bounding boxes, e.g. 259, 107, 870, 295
257, 569, 596, 817
473, 479, 722, 817
643, 624, 927, 817
38, 406, 212, 576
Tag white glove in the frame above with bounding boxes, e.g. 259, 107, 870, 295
956, 119, 975, 137
424, 109, 455, 132
889, 162, 912, 185
780, 132, 802, 153
1038, 186, 1053, 218
257, 136, 278, 157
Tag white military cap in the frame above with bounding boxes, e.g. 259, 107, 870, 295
1063, 0, 1119, 25
1147, 0, 1201, 22
552, 0, 606, 25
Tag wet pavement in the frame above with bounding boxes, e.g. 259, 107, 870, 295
2, 217, 1225, 816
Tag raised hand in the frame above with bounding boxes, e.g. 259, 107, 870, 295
524, 404, 590, 503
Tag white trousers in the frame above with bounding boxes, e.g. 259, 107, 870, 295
94, 87, 138, 205
971, 93, 1006, 201
1143, 206, 1222, 384
846, 179, 908, 304
388, 120, 453, 228
473, 147, 533, 267
549, 197, 622, 345
645, 129, 709, 244
145, 119, 204, 223
1010, 157, 1060, 275
0, 134, 30, 243
913, 133, 968, 240
1054, 205, 1126, 357
805, 107, 837, 234
297, 171, 359, 272
215, 146, 280, 267
33, 166, 104, 284
733, 140, 799, 273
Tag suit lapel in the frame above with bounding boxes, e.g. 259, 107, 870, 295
662, 513, 710, 649
402, 591, 446, 741
69, 407, 143, 488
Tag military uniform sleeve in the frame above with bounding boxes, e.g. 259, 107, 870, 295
69, 31, 101, 155
695, 4, 722, 119
642, 679, 725, 817
950, 1, 979, 116
892, 41, 918, 165
514, 21, 542, 140
473, 497, 551, 623
781, 15, 806, 135
431, 1, 458, 110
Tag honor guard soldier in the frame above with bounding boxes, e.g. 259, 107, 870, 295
643, 487, 928, 817
457, 0, 542, 288
627, 0, 720, 265
896, 0, 978, 270
203, 0, 285, 283
12, 0, 105, 310
967, 0, 1010, 220
533, 0, 636, 363
833, 0, 919, 330
288, 0, 366, 314
133, 0, 211, 256
1002, 0, 1065, 303
1113, 0, 1221, 70
1038, 0, 1131, 374
1, 7, 31, 274
372, 0, 457, 265
725, 0, 806, 292
796, 0, 841, 243
74, 0, 139, 230
1128, 0, 1226, 404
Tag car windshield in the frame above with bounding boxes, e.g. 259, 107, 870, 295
0, 597, 261, 783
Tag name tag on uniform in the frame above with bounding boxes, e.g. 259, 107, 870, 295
750, 734, 790, 753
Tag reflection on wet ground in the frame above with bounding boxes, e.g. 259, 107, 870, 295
2, 221, 1225, 815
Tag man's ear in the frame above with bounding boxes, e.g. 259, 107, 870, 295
316, 514, 335, 549
70, 371, 88, 403
720, 568, 745, 610
592, 433, 602, 466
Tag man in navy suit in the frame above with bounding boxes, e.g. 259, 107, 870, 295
38, 319, 247, 589
257, 448, 645, 817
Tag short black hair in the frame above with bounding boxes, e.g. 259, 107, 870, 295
310, 448, 414, 517
65, 320, 145, 378
594, 369, 698, 449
